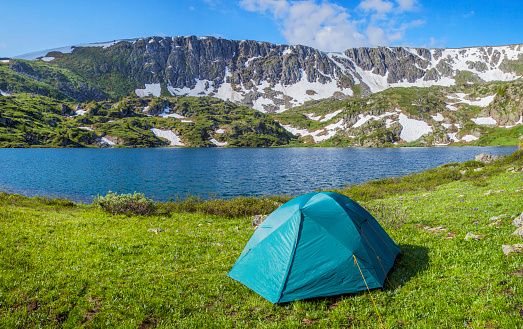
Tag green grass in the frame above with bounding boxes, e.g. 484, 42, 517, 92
1, 151, 523, 328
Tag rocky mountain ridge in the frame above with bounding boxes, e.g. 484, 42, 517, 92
11, 37, 523, 114
2, 36, 523, 147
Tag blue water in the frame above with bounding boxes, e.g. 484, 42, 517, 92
0, 146, 517, 203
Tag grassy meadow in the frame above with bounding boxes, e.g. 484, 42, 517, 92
1, 151, 523, 328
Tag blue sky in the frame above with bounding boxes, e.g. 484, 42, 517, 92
0, 0, 521, 58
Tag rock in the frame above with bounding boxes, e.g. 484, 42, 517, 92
488, 220, 501, 228
502, 244, 523, 255
473, 168, 483, 172
465, 232, 484, 240
176, 229, 180, 232
512, 213, 523, 227
489, 214, 506, 221
458, 195, 466, 198
235, 227, 240, 231
484, 190, 493, 196
475, 153, 504, 163
252, 215, 268, 227
512, 227, 523, 237
444, 232, 455, 239
423, 226, 446, 233
147, 228, 163, 234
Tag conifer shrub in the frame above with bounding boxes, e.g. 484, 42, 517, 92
94, 192, 156, 216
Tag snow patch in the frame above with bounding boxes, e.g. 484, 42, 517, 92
352, 112, 396, 128
41, 57, 55, 62
168, 79, 214, 97
135, 83, 161, 97
79, 126, 94, 131
150, 128, 184, 146
0, 59, 9, 63
431, 113, 444, 121
282, 119, 345, 143
461, 135, 479, 142
471, 117, 497, 125
75, 109, 87, 116
453, 93, 495, 107
101, 137, 115, 146
398, 113, 433, 142
210, 138, 228, 146
159, 108, 185, 119
320, 109, 343, 122
305, 113, 322, 121
215, 128, 225, 134
0, 89, 10, 96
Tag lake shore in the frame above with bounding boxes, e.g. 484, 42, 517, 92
1, 150, 522, 327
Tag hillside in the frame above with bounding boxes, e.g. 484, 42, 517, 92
1, 150, 522, 327
1, 36, 523, 147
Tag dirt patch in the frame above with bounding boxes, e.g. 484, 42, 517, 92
302, 318, 317, 325
139, 318, 158, 329
27, 300, 39, 312
83, 297, 101, 323
500, 289, 515, 296
444, 232, 455, 239
509, 269, 523, 276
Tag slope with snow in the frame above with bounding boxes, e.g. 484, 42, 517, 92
150, 128, 184, 146
135, 83, 161, 97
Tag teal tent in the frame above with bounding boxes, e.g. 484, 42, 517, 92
228, 192, 401, 304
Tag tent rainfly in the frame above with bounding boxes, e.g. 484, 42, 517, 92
228, 192, 401, 303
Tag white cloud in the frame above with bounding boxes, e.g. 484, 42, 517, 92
240, 0, 364, 51
463, 11, 475, 18
395, 0, 418, 11
359, 0, 394, 13
239, 0, 425, 51
0, 43, 6, 49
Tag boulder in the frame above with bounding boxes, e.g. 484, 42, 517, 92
512, 213, 523, 228
502, 244, 523, 255
422, 226, 446, 233
465, 232, 484, 240
147, 228, 163, 234
475, 153, 504, 163
252, 215, 268, 227
512, 227, 523, 237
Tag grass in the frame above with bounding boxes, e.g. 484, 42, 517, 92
1, 153, 523, 328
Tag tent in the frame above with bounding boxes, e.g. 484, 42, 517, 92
228, 191, 401, 304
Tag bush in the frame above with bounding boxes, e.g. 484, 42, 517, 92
158, 194, 293, 218
36, 195, 75, 207
94, 192, 156, 216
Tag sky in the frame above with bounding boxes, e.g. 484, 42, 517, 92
0, 0, 521, 58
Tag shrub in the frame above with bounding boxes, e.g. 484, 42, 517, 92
158, 194, 293, 218
36, 195, 75, 207
94, 192, 156, 216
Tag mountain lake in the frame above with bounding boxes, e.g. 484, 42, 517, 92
0, 146, 518, 203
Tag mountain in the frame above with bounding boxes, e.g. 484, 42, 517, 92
2, 36, 523, 147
